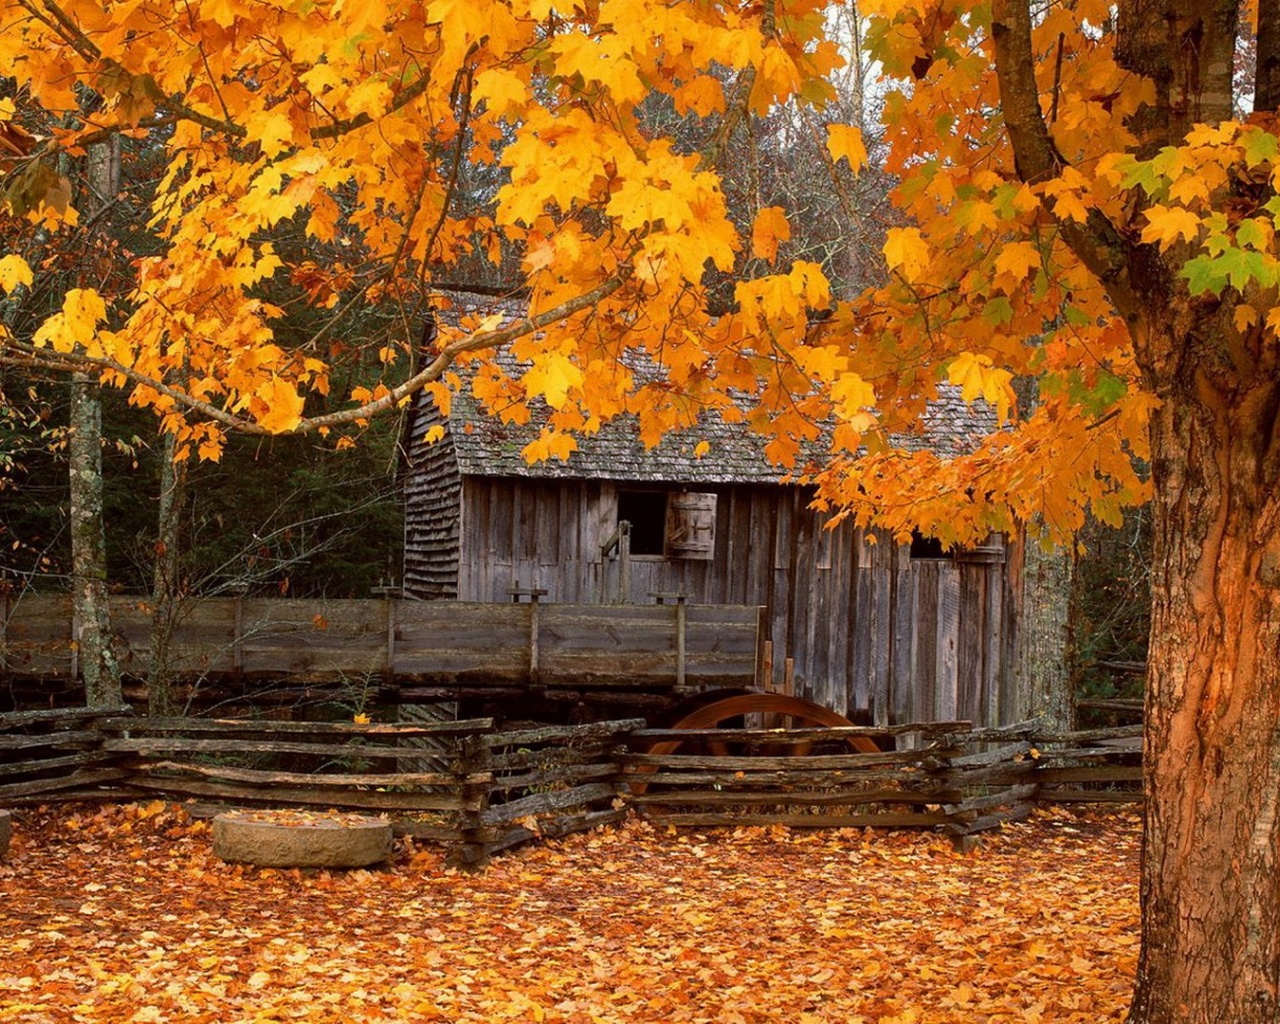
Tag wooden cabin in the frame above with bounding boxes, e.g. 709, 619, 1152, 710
401, 375, 1024, 728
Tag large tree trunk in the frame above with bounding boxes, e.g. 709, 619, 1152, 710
991, 1, 1278, 1018
1126, 309, 1280, 1023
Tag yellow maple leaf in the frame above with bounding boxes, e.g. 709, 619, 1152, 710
0, 254, 33, 293
994, 240, 1041, 281
522, 426, 577, 463
825, 124, 867, 171
255, 376, 306, 434
948, 352, 1014, 422
1234, 305, 1259, 333
883, 227, 931, 283
1140, 205, 1203, 251
33, 288, 107, 353
523, 352, 582, 409
751, 206, 792, 263
674, 75, 725, 117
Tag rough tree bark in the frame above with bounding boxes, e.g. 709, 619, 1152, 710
1129, 293, 1280, 1024
1012, 533, 1073, 731
991, 1, 1280, 1021
70, 134, 123, 710
146, 429, 187, 716
68, 371, 121, 708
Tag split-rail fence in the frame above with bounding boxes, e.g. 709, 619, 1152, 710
1, 708, 1140, 866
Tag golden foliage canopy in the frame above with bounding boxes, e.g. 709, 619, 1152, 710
2, 0, 1276, 543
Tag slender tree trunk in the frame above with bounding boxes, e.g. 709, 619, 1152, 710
68, 129, 124, 710
147, 430, 187, 716
1013, 528, 1074, 730
1126, 309, 1280, 1023
69, 372, 122, 708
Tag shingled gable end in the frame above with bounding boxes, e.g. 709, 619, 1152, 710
401, 354, 1020, 728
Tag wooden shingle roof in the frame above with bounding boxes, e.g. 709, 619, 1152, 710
422, 360, 995, 485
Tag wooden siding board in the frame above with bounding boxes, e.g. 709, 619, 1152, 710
887, 546, 913, 728
810, 512, 837, 714
851, 534, 873, 719
936, 566, 961, 721
791, 500, 816, 703
868, 542, 893, 724
828, 521, 853, 716
957, 562, 985, 724
983, 562, 1006, 726
909, 565, 938, 724
402, 400, 462, 599
746, 490, 774, 605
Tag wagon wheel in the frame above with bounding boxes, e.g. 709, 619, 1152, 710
627, 693, 880, 796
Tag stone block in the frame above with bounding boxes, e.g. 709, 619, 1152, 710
212, 811, 393, 868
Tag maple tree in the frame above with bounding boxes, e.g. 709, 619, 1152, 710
835, 2, 1278, 1022
1, 802, 1140, 1022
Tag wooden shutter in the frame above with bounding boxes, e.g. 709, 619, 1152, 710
666, 492, 716, 559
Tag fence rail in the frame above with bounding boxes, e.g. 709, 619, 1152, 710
0, 595, 762, 694
0, 709, 1141, 865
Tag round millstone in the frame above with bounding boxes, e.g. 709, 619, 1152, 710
0, 809, 10, 859
212, 810, 393, 868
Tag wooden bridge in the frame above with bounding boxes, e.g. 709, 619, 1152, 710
0, 594, 762, 697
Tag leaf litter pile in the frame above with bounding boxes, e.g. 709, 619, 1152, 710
1, 803, 1139, 1023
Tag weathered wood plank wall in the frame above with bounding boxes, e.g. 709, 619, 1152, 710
440, 477, 1019, 727
402, 400, 463, 599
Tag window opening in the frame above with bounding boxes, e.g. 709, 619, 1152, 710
618, 490, 668, 556
909, 530, 948, 560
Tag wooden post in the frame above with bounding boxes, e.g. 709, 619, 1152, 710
230, 585, 247, 676
529, 591, 541, 690
370, 586, 400, 678
619, 523, 632, 603
387, 597, 396, 676
649, 591, 687, 690
447, 731, 495, 871
676, 594, 686, 690
761, 640, 775, 692
507, 585, 547, 692
783, 657, 795, 697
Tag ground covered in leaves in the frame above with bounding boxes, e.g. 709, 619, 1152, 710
1, 803, 1139, 1023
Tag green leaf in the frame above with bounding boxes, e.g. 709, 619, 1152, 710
982, 296, 1014, 325
1241, 128, 1280, 167
1066, 370, 1127, 417
1182, 255, 1229, 295
1218, 248, 1271, 291
1236, 218, 1270, 251
1120, 157, 1165, 198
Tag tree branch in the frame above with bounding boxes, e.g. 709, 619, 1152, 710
2, 271, 631, 437
990, 0, 1142, 321
698, 0, 774, 173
